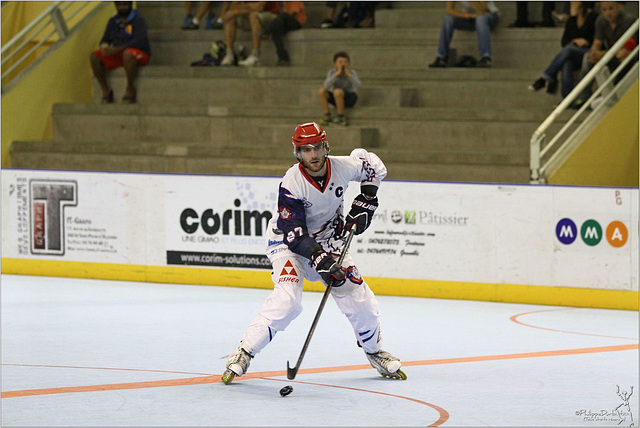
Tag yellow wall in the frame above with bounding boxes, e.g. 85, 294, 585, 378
3, 258, 638, 311
549, 80, 640, 186
1, 2, 111, 168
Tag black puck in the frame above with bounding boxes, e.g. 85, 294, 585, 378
279, 385, 293, 397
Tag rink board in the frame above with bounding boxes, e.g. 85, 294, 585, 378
2, 169, 638, 310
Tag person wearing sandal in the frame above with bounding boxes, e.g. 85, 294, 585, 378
90, 1, 151, 104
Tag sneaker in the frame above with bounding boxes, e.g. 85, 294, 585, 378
569, 98, 585, 110
590, 95, 604, 109
225, 345, 253, 377
212, 18, 224, 29
182, 17, 199, 30
428, 57, 448, 68
477, 57, 492, 68
331, 115, 347, 126
205, 14, 214, 29
238, 53, 260, 67
221, 52, 235, 66
366, 350, 401, 376
320, 18, 334, 28
181, 15, 193, 29
546, 79, 558, 95
528, 78, 546, 91
318, 114, 331, 126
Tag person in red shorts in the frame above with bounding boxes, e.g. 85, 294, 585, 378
90, 1, 151, 104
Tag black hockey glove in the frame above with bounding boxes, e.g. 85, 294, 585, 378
345, 193, 379, 235
311, 250, 346, 287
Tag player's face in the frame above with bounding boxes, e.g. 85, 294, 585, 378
298, 142, 328, 175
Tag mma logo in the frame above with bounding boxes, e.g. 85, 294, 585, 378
30, 180, 78, 255
556, 218, 629, 247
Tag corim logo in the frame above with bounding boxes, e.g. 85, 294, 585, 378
30, 180, 78, 255
556, 218, 628, 248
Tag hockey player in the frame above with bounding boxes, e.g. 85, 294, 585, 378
222, 122, 405, 384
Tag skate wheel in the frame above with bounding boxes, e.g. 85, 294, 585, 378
380, 369, 407, 380
222, 369, 236, 385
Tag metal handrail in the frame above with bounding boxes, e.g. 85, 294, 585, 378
530, 19, 639, 184
1, 2, 94, 84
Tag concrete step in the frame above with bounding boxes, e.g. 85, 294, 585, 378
137, 1, 523, 31
145, 27, 564, 68
94, 67, 561, 109
54, 103, 556, 122
11, 140, 527, 166
137, 1, 329, 30
96, 63, 544, 81
51, 103, 563, 153
10, 140, 530, 183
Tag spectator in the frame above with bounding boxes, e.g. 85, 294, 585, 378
90, 1, 151, 104
509, 1, 557, 28
573, 1, 638, 108
320, 2, 377, 29
528, 1, 597, 98
318, 51, 361, 127
428, 1, 500, 68
320, 2, 345, 28
182, 2, 223, 30
261, 1, 306, 66
220, 1, 280, 66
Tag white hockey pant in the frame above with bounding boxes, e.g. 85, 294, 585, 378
240, 254, 383, 356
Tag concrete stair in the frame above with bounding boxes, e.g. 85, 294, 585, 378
11, 1, 600, 184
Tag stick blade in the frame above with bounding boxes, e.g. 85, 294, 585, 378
286, 361, 297, 380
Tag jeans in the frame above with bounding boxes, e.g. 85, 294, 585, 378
436, 12, 500, 60
262, 12, 301, 61
542, 44, 589, 98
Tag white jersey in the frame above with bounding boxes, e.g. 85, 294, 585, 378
266, 148, 387, 261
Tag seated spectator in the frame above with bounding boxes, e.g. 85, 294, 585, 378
573, 1, 638, 108
261, 1, 306, 66
220, 1, 280, 67
318, 51, 361, 127
181, 2, 223, 30
320, 2, 376, 28
528, 1, 597, 98
90, 1, 151, 104
509, 1, 557, 28
429, 1, 500, 68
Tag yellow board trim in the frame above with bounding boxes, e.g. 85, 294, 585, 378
2, 258, 637, 311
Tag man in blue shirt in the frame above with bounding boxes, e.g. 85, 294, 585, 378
90, 1, 151, 103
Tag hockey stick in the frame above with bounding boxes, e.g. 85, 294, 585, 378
286, 224, 357, 380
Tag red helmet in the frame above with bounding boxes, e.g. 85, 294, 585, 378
291, 122, 329, 159
292, 122, 326, 147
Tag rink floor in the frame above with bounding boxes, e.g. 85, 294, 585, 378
1, 274, 638, 427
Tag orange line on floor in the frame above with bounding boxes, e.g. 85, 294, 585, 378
510, 308, 639, 340
261, 376, 450, 427
2, 344, 637, 399
1, 363, 210, 376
